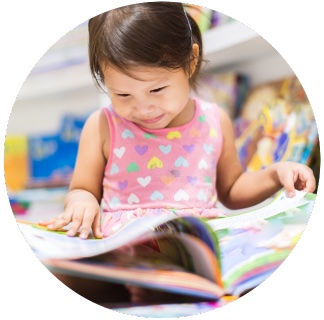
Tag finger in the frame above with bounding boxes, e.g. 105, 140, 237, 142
78, 207, 97, 239
66, 207, 84, 237
92, 211, 103, 239
281, 170, 296, 198
304, 173, 316, 193
38, 218, 57, 226
39, 214, 67, 226
46, 213, 72, 230
296, 168, 316, 193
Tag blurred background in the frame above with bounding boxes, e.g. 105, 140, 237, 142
5, 5, 320, 219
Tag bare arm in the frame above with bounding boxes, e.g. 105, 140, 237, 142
39, 109, 110, 238
216, 108, 316, 209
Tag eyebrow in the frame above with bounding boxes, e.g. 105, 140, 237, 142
106, 87, 125, 93
107, 82, 169, 94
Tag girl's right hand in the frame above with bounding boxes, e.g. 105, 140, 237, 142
39, 190, 103, 239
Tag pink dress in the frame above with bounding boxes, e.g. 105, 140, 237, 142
101, 99, 226, 236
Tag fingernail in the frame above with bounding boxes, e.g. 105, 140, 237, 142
80, 232, 88, 239
288, 192, 295, 198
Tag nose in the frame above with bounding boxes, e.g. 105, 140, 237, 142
141, 105, 156, 115
134, 100, 156, 117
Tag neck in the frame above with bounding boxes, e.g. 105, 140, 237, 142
167, 98, 195, 128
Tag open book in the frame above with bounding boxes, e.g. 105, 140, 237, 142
16, 189, 315, 300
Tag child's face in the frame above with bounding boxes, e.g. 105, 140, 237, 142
102, 65, 193, 129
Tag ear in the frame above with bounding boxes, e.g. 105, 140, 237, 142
189, 43, 200, 78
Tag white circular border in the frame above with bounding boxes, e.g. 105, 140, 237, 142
1, 1, 322, 319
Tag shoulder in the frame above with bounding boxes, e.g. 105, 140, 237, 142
196, 98, 226, 117
82, 108, 109, 133
80, 108, 111, 159
196, 98, 232, 132
215, 104, 231, 128
217, 107, 232, 128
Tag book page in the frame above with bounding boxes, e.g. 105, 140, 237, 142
17, 214, 177, 260
207, 189, 315, 230
168, 234, 222, 284
211, 191, 313, 296
45, 253, 225, 300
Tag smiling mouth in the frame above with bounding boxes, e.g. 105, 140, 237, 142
141, 114, 165, 124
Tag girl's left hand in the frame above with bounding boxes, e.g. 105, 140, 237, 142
273, 161, 316, 197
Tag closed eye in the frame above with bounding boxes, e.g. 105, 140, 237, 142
150, 86, 167, 93
116, 93, 130, 97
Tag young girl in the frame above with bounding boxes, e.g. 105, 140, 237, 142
39, 2, 315, 304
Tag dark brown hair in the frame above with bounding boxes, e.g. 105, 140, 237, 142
88, 2, 203, 90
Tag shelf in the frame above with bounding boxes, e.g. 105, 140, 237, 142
16, 62, 93, 101
16, 21, 277, 102
203, 21, 277, 70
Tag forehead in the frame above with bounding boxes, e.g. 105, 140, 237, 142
102, 65, 183, 89
103, 64, 176, 80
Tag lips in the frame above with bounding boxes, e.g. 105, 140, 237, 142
140, 114, 165, 124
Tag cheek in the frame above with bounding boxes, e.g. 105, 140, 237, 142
111, 100, 132, 118
164, 91, 189, 112
162, 102, 186, 118
117, 109, 133, 120
164, 87, 186, 103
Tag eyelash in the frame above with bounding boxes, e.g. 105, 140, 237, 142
150, 86, 166, 93
116, 87, 166, 97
